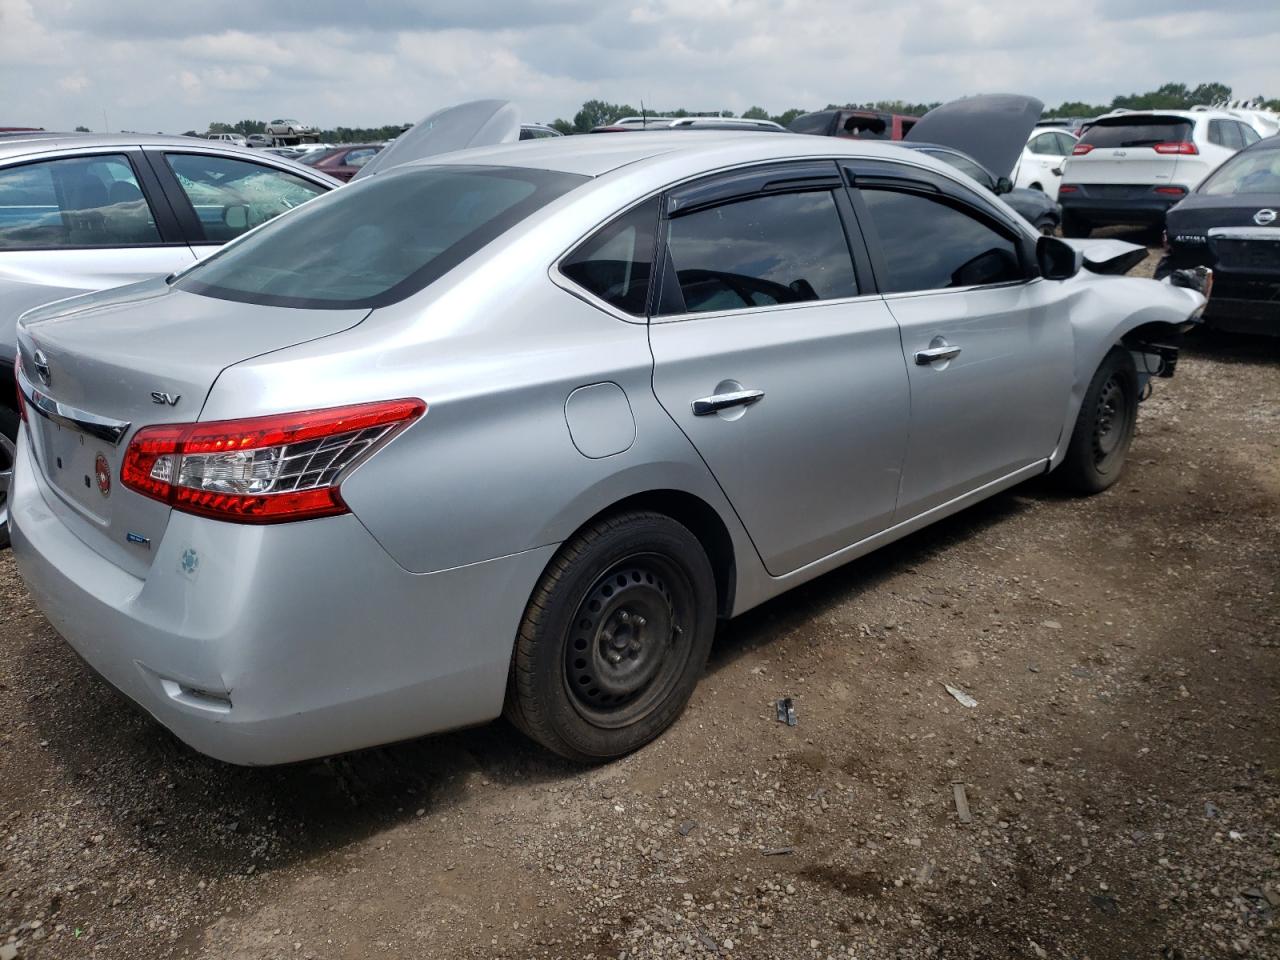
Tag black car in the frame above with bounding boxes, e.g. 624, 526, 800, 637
1157, 135, 1280, 334
900, 143, 1062, 235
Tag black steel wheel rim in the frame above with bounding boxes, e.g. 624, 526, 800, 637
564, 553, 694, 729
1092, 373, 1130, 467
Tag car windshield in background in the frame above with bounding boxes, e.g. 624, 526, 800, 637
174, 164, 587, 309
1079, 117, 1193, 148
1199, 149, 1280, 196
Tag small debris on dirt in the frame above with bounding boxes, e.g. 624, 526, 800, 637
952, 782, 973, 823
775, 697, 797, 725
761, 846, 795, 857
942, 683, 977, 708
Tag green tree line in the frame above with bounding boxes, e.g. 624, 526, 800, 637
138, 82, 1277, 143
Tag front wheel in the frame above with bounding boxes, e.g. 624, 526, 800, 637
1057, 347, 1139, 495
1034, 215, 1058, 236
505, 511, 717, 761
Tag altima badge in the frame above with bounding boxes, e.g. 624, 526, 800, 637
1254, 208, 1277, 226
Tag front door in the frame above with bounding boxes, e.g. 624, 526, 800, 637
648, 163, 910, 577
848, 172, 1074, 520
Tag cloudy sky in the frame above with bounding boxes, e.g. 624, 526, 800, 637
2, 0, 1275, 132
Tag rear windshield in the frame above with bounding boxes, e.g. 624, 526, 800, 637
1199, 147, 1280, 196
1079, 116, 1193, 148
175, 164, 587, 309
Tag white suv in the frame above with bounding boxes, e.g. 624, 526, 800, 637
1058, 109, 1261, 237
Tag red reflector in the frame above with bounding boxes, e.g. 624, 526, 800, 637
1071, 143, 1094, 156
13, 354, 27, 423
121, 399, 425, 524
1153, 141, 1198, 155
1058, 184, 1079, 194
1154, 186, 1187, 195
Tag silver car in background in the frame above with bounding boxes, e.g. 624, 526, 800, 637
0, 133, 341, 540
9, 130, 1205, 765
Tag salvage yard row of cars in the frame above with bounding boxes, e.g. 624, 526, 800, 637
0, 94, 1258, 767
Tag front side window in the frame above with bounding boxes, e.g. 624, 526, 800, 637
860, 189, 1023, 294
926, 151, 994, 190
175, 164, 587, 309
1028, 134, 1058, 156
659, 190, 857, 315
0, 154, 160, 249
560, 197, 659, 316
164, 153, 327, 242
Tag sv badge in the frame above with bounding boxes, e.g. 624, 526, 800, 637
151, 392, 181, 406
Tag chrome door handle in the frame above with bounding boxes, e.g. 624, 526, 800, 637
914, 345, 962, 365
691, 389, 765, 416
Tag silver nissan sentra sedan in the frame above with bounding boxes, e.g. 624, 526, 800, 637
8, 130, 1206, 765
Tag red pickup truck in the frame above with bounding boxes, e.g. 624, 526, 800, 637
787, 108, 919, 140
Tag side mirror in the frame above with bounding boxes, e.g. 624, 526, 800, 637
995, 176, 1014, 195
1037, 235, 1082, 281
223, 205, 250, 231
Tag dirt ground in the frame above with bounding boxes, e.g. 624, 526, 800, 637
1, 239, 1277, 960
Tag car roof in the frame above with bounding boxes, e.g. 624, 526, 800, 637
404, 130, 971, 180
1093, 109, 1236, 122
0, 131, 252, 160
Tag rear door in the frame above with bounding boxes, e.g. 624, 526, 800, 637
647, 162, 910, 576
0, 149, 195, 325
844, 161, 1073, 519
143, 149, 331, 260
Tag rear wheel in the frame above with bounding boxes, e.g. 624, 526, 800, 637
505, 511, 717, 762
0, 406, 17, 549
1062, 211, 1092, 238
1057, 347, 1139, 495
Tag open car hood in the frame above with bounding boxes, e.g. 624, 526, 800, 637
352, 99, 520, 181
905, 94, 1043, 179
1060, 237, 1149, 276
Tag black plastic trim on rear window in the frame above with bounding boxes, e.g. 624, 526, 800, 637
174, 164, 588, 310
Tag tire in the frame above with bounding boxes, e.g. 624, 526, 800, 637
1029, 182, 1044, 193
0, 406, 17, 550
505, 511, 717, 762
1061, 211, 1092, 238
1057, 347, 1139, 495
1034, 215, 1058, 236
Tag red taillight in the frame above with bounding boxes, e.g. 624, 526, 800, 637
1153, 141, 1198, 155
1071, 143, 1094, 156
13, 354, 27, 423
1154, 186, 1187, 196
121, 399, 425, 524
1058, 184, 1079, 194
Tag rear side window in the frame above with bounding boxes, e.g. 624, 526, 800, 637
860, 189, 1023, 294
1079, 117, 1193, 148
175, 164, 587, 309
1238, 123, 1261, 146
658, 190, 857, 315
1209, 120, 1243, 150
560, 197, 659, 316
0, 154, 160, 249
164, 153, 326, 242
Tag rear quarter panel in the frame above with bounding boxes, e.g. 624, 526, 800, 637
201, 209, 758, 582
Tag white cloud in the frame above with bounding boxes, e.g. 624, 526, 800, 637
0, 0, 1273, 134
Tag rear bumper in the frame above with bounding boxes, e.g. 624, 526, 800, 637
1059, 185, 1187, 225
9, 429, 555, 765
1204, 281, 1280, 334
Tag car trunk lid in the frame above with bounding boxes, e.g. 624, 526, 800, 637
16, 277, 369, 578
1066, 115, 1194, 186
